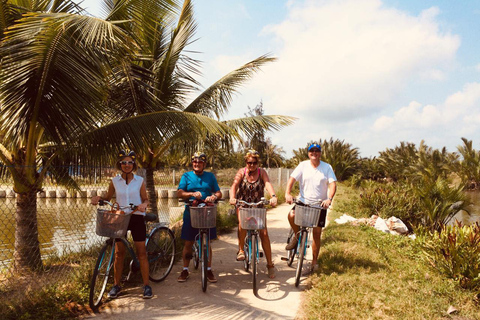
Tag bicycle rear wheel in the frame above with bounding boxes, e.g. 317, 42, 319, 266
295, 229, 308, 287
146, 227, 176, 282
193, 238, 200, 269
201, 231, 208, 292
243, 236, 250, 272
286, 229, 296, 267
89, 240, 115, 310
252, 233, 258, 295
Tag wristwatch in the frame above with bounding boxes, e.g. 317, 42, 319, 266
328, 197, 333, 201
272, 194, 277, 197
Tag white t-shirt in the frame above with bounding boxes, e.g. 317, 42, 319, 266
112, 174, 144, 214
290, 160, 337, 205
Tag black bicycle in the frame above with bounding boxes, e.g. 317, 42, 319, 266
235, 198, 268, 295
89, 200, 176, 310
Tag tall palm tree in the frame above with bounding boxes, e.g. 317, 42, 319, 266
0, 0, 294, 271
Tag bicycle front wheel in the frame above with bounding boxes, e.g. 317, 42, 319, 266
286, 229, 296, 267
252, 233, 258, 295
295, 229, 308, 287
146, 227, 176, 282
243, 236, 250, 272
200, 232, 208, 292
89, 240, 115, 310
193, 239, 200, 269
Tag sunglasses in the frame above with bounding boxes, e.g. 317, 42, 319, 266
119, 161, 135, 165
309, 149, 321, 153
192, 160, 205, 164
246, 161, 258, 165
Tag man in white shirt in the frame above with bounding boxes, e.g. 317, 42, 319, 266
285, 143, 337, 272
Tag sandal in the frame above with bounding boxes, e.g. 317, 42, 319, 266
236, 250, 245, 261
267, 264, 275, 279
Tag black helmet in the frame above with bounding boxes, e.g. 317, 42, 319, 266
191, 151, 207, 163
116, 149, 137, 170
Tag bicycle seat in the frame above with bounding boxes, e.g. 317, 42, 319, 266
144, 213, 158, 222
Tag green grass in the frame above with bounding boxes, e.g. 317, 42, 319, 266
300, 183, 480, 319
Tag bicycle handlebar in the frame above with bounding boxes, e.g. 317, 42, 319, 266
293, 198, 328, 209
235, 197, 269, 207
98, 200, 138, 211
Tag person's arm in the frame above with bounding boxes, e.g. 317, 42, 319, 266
91, 181, 114, 205
321, 181, 337, 208
285, 176, 296, 204
177, 189, 202, 200
261, 169, 277, 207
205, 175, 222, 203
137, 181, 149, 212
229, 168, 244, 205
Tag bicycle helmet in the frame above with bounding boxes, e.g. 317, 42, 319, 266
116, 149, 137, 170
191, 151, 207, 163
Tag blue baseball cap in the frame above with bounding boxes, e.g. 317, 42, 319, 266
308, 143, 321, 152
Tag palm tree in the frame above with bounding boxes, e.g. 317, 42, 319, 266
455, 137, 480, 189
320, 138, 360, 181
263, 138, 285, 168
0, 0, 294, 271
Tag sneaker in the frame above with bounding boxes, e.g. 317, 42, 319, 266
143, 285, 153, 299
177, 269, 189, 282
206, 270, 217, 283
107, 285, 121, 299
285, 237, 298, 250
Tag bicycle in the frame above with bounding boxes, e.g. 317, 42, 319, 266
235, 198, 269, 295
89, 200, 176, 310
282, 199, 327, 287
187, 200, 217, 292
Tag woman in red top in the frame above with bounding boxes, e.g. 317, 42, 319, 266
229, 150, 278, 278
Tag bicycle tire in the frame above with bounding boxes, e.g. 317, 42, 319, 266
89, 240, 115, 310
146, 227, 176, 282
286, 229, 296, 267
295, 229, 308, 287
201, 231, 208, 292
252, 233, 258, 295
193, 239, 200, 270
243, 236, 250, 272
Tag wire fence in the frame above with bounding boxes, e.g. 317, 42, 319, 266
0, 165, 289, 302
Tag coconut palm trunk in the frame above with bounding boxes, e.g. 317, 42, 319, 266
14, 190, 42, 271
145, 166, 159, 218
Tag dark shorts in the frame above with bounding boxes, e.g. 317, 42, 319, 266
293, 204, 327, 228
115, 214, 146, 242
181, 208, 217, 241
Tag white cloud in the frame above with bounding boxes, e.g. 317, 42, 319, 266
221, 0, 460, 121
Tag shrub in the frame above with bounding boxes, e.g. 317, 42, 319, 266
418, 222, 480, 289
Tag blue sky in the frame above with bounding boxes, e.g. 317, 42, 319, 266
78, 0, 480, 158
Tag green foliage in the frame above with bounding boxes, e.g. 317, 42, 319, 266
377, 141, 418, 181
455, 137, 480, 190
412, 176, 470, 232
215, 202, 238, 234
320, 138, 361, 181
418, 222, 480, 289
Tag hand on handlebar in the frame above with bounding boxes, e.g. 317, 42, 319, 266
269, 197, 277, 207
285, 194, 294, 204
137, 203, 147, 212
229, 198, 237, 205
91, 196, 101, 205
205, 195, 217, 203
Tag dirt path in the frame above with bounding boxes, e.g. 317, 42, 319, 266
86, 203, 315, 320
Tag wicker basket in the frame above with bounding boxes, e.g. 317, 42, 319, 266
190, 205, 217, 229
294, 205, 322, 227
95, 209, 131, 238
239, 207, 266, 230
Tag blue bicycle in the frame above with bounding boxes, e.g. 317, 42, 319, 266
235, 198, 268, 295
89, 200, 175, 310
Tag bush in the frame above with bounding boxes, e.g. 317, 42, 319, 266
418, 222, 480, 289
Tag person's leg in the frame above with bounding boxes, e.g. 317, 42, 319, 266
134, 240, 149, 286
237, 215, 247, 260
311, 227, 323, 269
259, 228, 275, 278
182, 240, 194, 268
114, 241, 126, 285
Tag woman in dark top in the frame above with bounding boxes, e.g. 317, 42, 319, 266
229, 150, 277, 278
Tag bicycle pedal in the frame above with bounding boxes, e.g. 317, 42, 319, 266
281, 257, 288, 261
259, 252, 264, 258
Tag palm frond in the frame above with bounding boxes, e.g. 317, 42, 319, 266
223, 115, 296, 140
184, 54, 277, 118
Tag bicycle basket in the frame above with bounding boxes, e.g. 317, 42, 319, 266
239, 207, 266, 230
190, 205, 217, 229
294, 205, 322, 228
95, 209, 132, 238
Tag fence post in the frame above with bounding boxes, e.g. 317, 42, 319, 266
172, 169, 176, 186
278, 168, 281, 188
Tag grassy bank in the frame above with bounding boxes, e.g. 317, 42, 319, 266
300, 183, 480, 319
